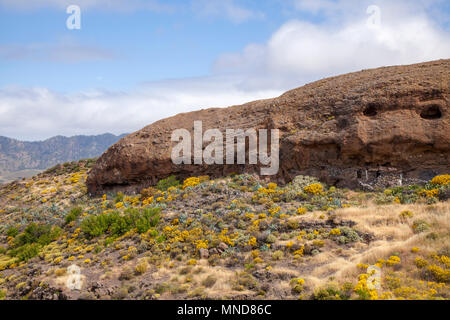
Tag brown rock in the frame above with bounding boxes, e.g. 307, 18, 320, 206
208, 248, 219, 255
218, 242, 229, 252
87, 60, 450, 194
199, 248, 209, 259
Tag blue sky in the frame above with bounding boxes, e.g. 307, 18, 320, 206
0, 0, 449, 140
0, 0, 291, 91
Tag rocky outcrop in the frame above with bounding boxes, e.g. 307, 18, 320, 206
87, 59, 450, 195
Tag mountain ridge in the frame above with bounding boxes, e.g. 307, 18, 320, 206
0, 133, 127, 182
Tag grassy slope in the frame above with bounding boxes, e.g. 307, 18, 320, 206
0, 161, 448, 300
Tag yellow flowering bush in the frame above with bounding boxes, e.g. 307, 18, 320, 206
304, 183, 323, 195
293, 246, 304, 257
267, 183, 277, 190
385, 256, 401, 266
426, 265, 450, 283
187, 259, 197, 265
415, 257, 428, 268
419, 189, 439, 198
269, 206, 281, 216
329, 228, 341, 236
115, 202, 124, 209
399, 210, 414, 219
194, 239, 208, 249
431, 175, 450, 185
354, 273, 378, 300
183, 177, 200, 189
248, 237, 257, 247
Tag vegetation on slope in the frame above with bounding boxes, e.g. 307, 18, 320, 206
0, 161, 448, 300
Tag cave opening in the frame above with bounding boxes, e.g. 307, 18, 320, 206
363, 104, 378, 117
420, 105, 442, 120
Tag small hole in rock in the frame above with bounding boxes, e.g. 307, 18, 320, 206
363, 104, 378, 117
420, 105, 442, 120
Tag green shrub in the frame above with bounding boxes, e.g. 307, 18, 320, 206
114, 192, 125, 203
412, 220, 430, 234
65, 207, 83, 224
6, 226, 19, 237
10, 243, 41, 262
312, 283, 343, 300
14, 223, 61, 247
81, 212, 119, 238
337, 226, 361, 244
156, 175, 180, 191
81, 207, 161, 239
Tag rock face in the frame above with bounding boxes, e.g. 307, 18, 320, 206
87, 60, 450, 195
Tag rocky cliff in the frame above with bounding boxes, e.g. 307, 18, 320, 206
87, 59, 450, 195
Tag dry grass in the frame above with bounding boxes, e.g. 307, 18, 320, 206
296, 200, 450, 289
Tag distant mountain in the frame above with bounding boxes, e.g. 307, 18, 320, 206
0, 133, 127, 182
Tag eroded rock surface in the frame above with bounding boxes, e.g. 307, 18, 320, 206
87, 59, 450, 194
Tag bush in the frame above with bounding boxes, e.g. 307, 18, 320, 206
0, 289, 6, 300
431, 175, 450, 185
114, 192, 125, 203
304, 183, 324, 195
399, 210, 414, 219
156, 175, 180, 191
10, 243, 41, 262
426, 265, 450, 283
65, 207, 83, 224
272, 250, 284, 260
135, 260, 149, 275
412, 220, 430, 234
8, 223, 61, 262
415, 257, 428, 268
6, 227, 18, 237
14, 223, 61, 247
81, 207, 161, 239
337, 227, 361, 244
312, 283, 343, 300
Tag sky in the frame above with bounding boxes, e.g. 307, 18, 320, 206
0, 0, 449, 141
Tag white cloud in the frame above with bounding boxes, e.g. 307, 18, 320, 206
0, 78, 281, 141
214, 0, 450, 89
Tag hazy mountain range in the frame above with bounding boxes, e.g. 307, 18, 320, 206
0, 133, 126, 184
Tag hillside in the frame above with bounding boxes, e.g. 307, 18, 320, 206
0, 134, 126, 184
0, 161, 448, 300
